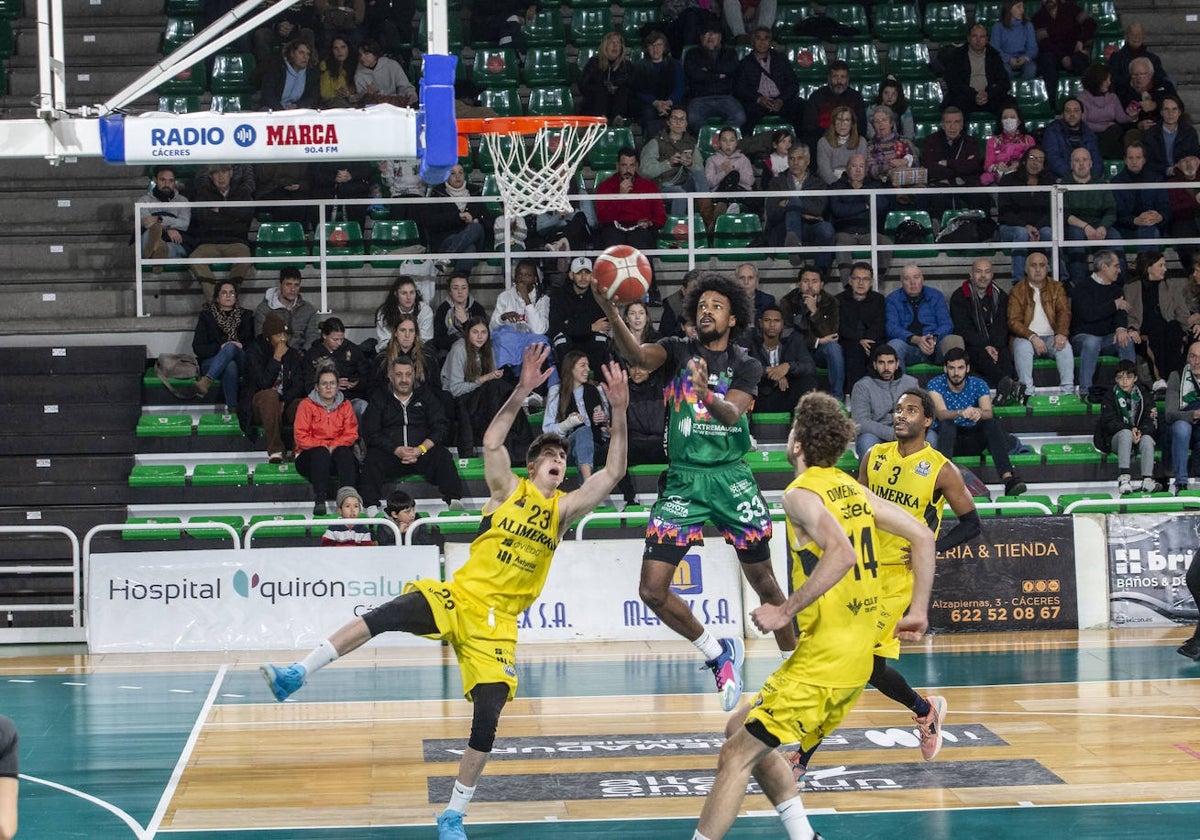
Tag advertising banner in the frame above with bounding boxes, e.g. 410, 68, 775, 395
87, 546, 440, 652
444, 539, 745, 643
931, 516, 1078, 632
101, 105, 420, 165
1107, 513, 1200, 628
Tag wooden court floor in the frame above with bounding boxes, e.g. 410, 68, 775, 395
2, 628, 1199, 839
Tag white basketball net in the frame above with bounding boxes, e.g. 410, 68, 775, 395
483, 121, 607, 217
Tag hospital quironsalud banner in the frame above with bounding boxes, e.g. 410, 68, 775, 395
1107, 513, 1200, 628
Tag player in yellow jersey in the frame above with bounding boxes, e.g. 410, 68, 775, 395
694, 392, 936, 840
261, 344, 628, 840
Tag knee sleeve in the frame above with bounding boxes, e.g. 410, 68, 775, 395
362, 591, 437, 637
467, 683, 509, 753
736, 538, 771, 565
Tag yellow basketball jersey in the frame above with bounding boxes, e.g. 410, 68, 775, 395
786, 466, 882, 687
453, 478, 564, 617
862, 441, 948, 566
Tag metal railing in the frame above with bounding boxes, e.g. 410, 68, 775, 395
0, 525, 82, 626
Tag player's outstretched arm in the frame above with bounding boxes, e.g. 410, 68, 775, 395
867, 489, 936, 636
933, 461, 981, 553
591, 278, 667, 371
560, 362, 629, 526
481, 344, 552, 503
751, 487, 856, 633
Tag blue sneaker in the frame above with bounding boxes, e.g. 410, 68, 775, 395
260, 662, 306, 702
704, 637, 745, 711
436, 808, 467, 839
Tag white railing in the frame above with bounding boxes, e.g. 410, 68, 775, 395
0, 525, 82, 626
244, 516, 401, 547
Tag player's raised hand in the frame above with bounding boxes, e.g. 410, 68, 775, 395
518, 344, 552, 393
599, 361, 629, 411
687, 356, 710, 399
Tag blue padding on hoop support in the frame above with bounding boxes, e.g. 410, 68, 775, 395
99, 114, 126, 164
418, 53, 458, 186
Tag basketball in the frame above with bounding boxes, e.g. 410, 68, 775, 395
329, 229, 348, 247
593, 245, 653, 305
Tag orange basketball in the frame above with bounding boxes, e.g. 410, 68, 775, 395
593, 245, 653, 305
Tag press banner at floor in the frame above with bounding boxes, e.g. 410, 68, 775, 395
443, 540, 744, 643
86, 546, 440, 652
1106, 513, 1200, 628
931, 516, 1078, 632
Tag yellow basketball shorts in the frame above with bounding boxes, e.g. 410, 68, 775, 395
874, 563, 914, 660
745, 670, 866, 753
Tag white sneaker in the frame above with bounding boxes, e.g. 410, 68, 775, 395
1140, 477, 1159, 493
1152, 379, 1168, 392
727, 202, 741, 214
1117, 474, 1132, 495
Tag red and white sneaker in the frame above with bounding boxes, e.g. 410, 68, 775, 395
913, 694, 947, 760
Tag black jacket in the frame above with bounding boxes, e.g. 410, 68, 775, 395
996, 169, 1054, 228
239, 336, 306, 431
304, 336, 371, 394
1094, 382, 1157, 452
949, 281, 1010, 354
192, 305, 254, 361
836, 288, 888, 346
1070, 277, 1128, 336
361, 381, 450, 451
941, 43, 1010, 111
548, 283, 608, 345
683, 44, 739, 98
423, 182, 492, 248
733, 49, 800, 107
192, 181, 254, 246
259, 59, 321, 111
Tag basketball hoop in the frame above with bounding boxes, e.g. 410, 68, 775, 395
458, 116, 606, 217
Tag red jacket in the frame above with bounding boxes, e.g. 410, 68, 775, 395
294, 394, 359, 452
594, 173, 667, 228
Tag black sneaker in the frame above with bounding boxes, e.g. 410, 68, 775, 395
313, 500, 327, 516
1003, 476, 1027, 496
1178, 637, 1200, 661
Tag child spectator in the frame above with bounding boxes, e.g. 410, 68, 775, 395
375, 489, 445, 547
1094, 359, 1159, 495
321, 486, 378, 546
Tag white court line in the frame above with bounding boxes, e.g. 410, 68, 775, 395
144, 664, 228, 839
18, 773, 146, 837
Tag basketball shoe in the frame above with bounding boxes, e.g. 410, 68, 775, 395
260, 663, 306, 702
705, 637, 745, 711
437, 808, 467, 839
914, 694, 947, 760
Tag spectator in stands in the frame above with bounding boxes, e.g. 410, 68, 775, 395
1078, 62, 1134, 159
242, 312, 306, 463
982, 104, 1036, 185
746, 304, 816, 413
542, 350, 612, 484
683, 21, 745, 133
991, 0, 1038, 81
865, 105, 919, 188
756, 127, 794, 188
374, 274, 434, 346
622, 300, 659, 346
1062, 146, 1118, 288
549, 257, 610, 373
801, 60, 866, 154
137, 165, 190, 273
372, 312, 442, 398
1095, 359, 1160, 495
1071, 248, 1136, 399
886, 263, 961, 370
316, 0, 367, 55
923, 105, 989, 218
432, 271, 487, 363
849, 343, 919, 458
614, 362, 667, 507
255, 161, 313, 229
630, 107, 703, 217
295, 361, 360, 515
950, 258, 1020, 398
424, 163, 491, 273
319, 486, 376, 546
942, 24, 1012, 118
1168, 155, 1200, 272
1109, 22, 1167, 92
631, 30, 685, 139
252, 2, 316, 77
363, 0, 416, 59
375, 488, 444, 548
579, 32, 634, 126
1118, 56, 1181, 134
998, 146, 1054, 282
1008, 250, 1075, 395
735, 263, 777, 335
354, 38, 416, 105
1032, 0, 1095, 98
779, 266, 844, 399
1166, 339, 1200, 493
260, 39, 320, 110
196, 162, 256, 197
594, 148, 667, 257
927, 347, 1028, 496
816, 105, 868, 185
318, 35, 361, 107
1043, 98, 1103, 180
376, 157, 424, 214
1113, 141, 1171, 249
658, 268, 701, 339
491, 258, 554, 371
190, 163, 254, 302
764, 144, 834, 272
734, 26, 802, 133
1141, 95, 1200, 182
704, 126, 756, 215
311, 158, 373, 227
1125, 249, 1187, 390
361, 353, 465, 511
865, 78, 913, 141
192, 279, 254, 413
442, 317, 516, 459
828, 153, 892, 279
724, 0, 776, 42
305, 316, 371, 414
470, 0, 535, 50
837, 261, 888, 392
255, 267, 320, 352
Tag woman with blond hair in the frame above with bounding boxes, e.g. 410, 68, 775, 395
579, 31, 634, 125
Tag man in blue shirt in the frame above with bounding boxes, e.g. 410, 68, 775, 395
885, 263, 964, 373
926, 348, 1027, 497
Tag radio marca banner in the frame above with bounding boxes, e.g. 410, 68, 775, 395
87, 546, 440, 652
1107, 513, 1200, 628
930, 516, 1078, 632
100, 105, 420, 165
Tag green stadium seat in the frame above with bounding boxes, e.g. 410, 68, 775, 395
369, 219, 421, 265
526, 85, 576, 116
479, 86, 522, 116
569, 6, 614, 46
1027, 393, 1088, 416
886, 41, 933, 80
129, 465, 188, 487
992, 494, 1055, 515
417, 10, 463, 51
587, 125, 636, 170
696, 123, 740, 162
772, 4, 815, 44
984, 448, 1042, 469
836, 40, 882, 80
165, 0, 204, 15
196, 412, 241, 435
1012, 78, 1053, 119
883, 210, 935, 257
0, 0, 20, 17
747, 449, 793, 474
254, 221, 308, 270
1041, 442, 1103, 464
904, 79, 944, 120
1102, 158, 1122, 180
157, 94, 201, 114
522, 45, 569, 86
524, 8, 564, 45
161, 16, 197, 54
923, 2, 968, 43
967, 111, 995, 140
786, 41, 828, 83
1056, 76, 1082, 103
1091, 34, 1122, 64
436, 509, 483, 534
873, 3, 923, 41
972, 0, 1003, 26
157, 61, 205, 96
1057, 492, 1119, 513
713, 213, 765, 261
191, 463, 250, 486
621, 6, 661, 43
186, 515, 245, 539
472, 47, 520, 88
835, 449, 859, 473
209, 93, 249, 113
123, 516, 183, 540
825, 4, 870, 40
320, 221, 365, 269
252, 462, 308, 485
209, 53, 256, 94
1082, 0, 1121, 36
658, 213, 707, 260
137, 414, 193, 437
248, 514, 307, 538
572, 45, 597, 83
911, 119, 939, 144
